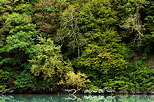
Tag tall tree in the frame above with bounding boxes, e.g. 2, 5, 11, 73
0, 1, 37, 89
74, 0, 128, 88
57, 4, 85, 58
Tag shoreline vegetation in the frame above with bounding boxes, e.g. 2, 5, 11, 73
0, 0, 154, 95
1, 88, 154, 95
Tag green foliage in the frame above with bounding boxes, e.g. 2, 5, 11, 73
0, 58, 14, 65
105, 61, 154, 91
125, 61, 154, 91
6, 13, 32, 25
29, 37, 73, 84
14, 4, 34, 14
0, 0, 154, 93
76, 30, 128, 87
14, 70, 36, 88
0, 0, 13, 13
121, 13, 144, 46
0, 1, 13, 47
0, 70, 10, 85
103, 80, 128, 89
0, 2, 38, 90
58, 71, 90, 89
79, 0, 117, 33
1, 31, 36, 52
57, 4, 85, 58
0, 68, 17, 89
33, 0, 68, 37
9, 24, 36, 34
140, 0, 154, 51
30, 37, 61, 78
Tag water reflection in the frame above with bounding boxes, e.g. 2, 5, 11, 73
0, 94, 154, 102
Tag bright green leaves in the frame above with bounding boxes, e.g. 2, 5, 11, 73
77, 30, 127, 87
6, 13, 32, 25
119, 61, 154, 91
29, 37, 73, 81
0, 70, 10, 87
79, 42, 127, 74
58, 71, 90, 89
0, 58, 15, 65
0, 2, 38, 90
29, 37, 89, 89
0, 0, 154, 93
79, 0, 117, 33
9, 24, 36, 34
0, 13, 37, 53
0, 0, 13, 13
76, 0, 128, 88
14, 4, 33, 14
1, 31, 36, 53
14, 70, 36, 88
30, 38, 61, 78
103, 80, 128, 90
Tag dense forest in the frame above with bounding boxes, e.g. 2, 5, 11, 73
0, 0, 154, 94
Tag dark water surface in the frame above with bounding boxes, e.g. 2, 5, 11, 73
0, 94, 154, 102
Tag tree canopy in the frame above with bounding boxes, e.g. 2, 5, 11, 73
0, 0, 154, 93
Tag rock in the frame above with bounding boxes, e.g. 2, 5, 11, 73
104, 88, 115, 94
0, 88, 14, 95
97, 89, 104, 94
149, 90, 154, 94
84, 89, 104, 94
116, 90, 128, 94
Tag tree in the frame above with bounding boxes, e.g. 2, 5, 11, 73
58, 71, 90, 90
33, 0, 68, 38
0, 2, 37, 89
29, 37, 72, 84
140, 0, 154, 52
57, 5, 85, 58
77, 30, 127, 87
74, 0, 128, 87
30, 37, 89, 89
0, 0, 13, 47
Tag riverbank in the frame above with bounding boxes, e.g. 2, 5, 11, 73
1, 88, 154, 95
1, 94, 154, 102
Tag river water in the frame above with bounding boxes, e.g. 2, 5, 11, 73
0, 94, 154, 102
